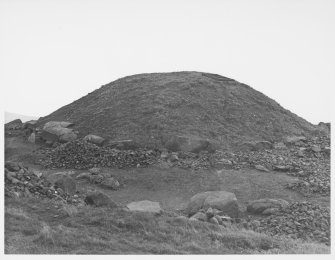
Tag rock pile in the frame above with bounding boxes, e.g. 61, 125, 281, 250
37, 139, 160, 169
5, 161, 83, 205
162, 135, 330, 196
188, 207, 233, 226
256, 202, 330, 245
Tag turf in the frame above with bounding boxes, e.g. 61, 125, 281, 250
4, 197, 330, 254
37, 71, 319, 150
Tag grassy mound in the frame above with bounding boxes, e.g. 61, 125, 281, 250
5, 197, 329, 254
37, 72, 318, 150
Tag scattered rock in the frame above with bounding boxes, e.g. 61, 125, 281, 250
258, 201, 330, 245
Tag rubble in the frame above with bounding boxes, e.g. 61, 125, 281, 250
164, 135, 330, 197
4, 161, 83, 205
255, 201, 330, 245
37, 139, 160, 169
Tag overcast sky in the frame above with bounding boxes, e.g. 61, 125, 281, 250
1, 0, 334, 124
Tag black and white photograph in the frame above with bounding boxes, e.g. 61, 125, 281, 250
1, 0, 333, 256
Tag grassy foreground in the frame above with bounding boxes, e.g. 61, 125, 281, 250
5, 197, 330, 254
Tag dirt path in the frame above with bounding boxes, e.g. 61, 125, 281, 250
73, 165, 329, 211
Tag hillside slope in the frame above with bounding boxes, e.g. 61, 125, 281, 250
37, 72, 318, 150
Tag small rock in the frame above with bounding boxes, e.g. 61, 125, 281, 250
88, 167, 101, 174
32, 170, 43, 178
169, 153, 179, 162
218, 158, 233, 165
213, 215, 223, 225
208, 217, 219, 225
311, 145, 321, 153
89, 174, 104, 184
206, 207, 215, 218
255, 164, 269, 172
190, 212, 207, 222
100, 177, 120, 190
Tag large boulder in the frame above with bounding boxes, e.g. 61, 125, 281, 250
22, 120, 37, 130
41, 121, 77, 143
247, 198, 289, 215
186, 191, 239, 218
127, 200, 162, 214
84, 134, 105, 146
164, 135, 215, 153
84, 192, 118, 208
59, 131, 77, 143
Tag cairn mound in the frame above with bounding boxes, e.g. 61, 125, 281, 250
37, 71, 318, 150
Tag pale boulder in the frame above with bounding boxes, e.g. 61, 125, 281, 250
127, 200, 162, 214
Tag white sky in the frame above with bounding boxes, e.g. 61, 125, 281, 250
0, 0, 334, 124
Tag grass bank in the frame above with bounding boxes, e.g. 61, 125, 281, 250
4, 197, 330, 254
